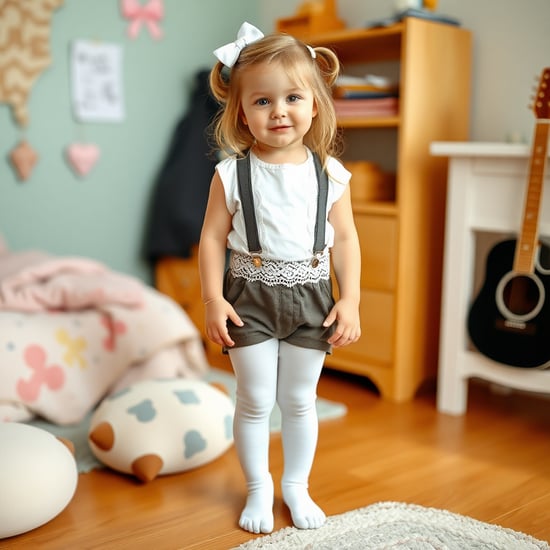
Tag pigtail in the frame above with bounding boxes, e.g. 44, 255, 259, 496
311, 47, 340, 89
208, 62, 228, 155
209, 61, 229, 105
304, 45, 342, 167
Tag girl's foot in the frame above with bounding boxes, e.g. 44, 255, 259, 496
239, 476, 274, 534
282, 484, 326, 529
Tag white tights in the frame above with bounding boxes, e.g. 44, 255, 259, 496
228, 339, 326, 534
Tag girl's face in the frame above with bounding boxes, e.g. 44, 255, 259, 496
239, 61, 317, 160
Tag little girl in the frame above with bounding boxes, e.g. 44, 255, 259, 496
199, 22, 361, 535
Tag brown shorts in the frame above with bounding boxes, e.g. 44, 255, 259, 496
223, 271, 335, 353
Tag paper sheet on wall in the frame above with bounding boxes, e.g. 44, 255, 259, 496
70, 40, 125, 123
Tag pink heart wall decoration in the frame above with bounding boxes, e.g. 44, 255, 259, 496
66, 143, 100, 177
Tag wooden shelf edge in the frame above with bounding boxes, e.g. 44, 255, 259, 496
338, 116, 400, 128
308, 23, 405, 46
308, 23, 403, 63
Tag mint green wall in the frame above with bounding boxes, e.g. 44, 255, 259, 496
4, 1, 547, 284
0, 0, 258, 282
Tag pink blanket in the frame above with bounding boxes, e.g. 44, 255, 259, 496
0, 245, 210, 424
0, 286, 210, 424
0, 251, 144, 311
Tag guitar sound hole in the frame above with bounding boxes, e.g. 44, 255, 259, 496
503, 276, 539, 314
497, 272, 544, 322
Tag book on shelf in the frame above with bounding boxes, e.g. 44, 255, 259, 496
334, 84, 398, 100
333, 97, 399, 118
335, 74, 399, 100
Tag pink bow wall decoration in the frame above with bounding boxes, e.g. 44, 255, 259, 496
121, 0, 164, 40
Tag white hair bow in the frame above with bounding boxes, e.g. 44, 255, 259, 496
213, 21, 264, 68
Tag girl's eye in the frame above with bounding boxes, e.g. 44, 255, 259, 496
287, 95, 301, 103
255, 98, 270, 106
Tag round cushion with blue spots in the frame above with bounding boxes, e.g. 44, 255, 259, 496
88, 378, 234, 482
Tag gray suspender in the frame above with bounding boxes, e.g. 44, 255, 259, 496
236, 153, 262, 257
236, 152, 328, 267
311, 153, 329, 256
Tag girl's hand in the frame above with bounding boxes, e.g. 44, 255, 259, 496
204, 298, 244, 347
323, 299, 361, 348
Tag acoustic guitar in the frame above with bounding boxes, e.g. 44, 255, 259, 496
467, 67, 550, 368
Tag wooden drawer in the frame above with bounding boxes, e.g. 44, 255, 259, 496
331, 288, 394, 365
355, 214, 397, 291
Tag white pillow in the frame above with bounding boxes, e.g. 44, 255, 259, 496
0, 423, 78, 539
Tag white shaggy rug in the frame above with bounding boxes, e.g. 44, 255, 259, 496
233, 501, 550, 549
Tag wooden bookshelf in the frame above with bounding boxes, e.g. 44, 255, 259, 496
313, 18, 472, 400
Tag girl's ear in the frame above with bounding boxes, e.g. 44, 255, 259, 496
312, 99, 318, 118
240, 107, 248, 125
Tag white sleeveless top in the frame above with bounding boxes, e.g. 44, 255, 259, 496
216, 149, 350, 264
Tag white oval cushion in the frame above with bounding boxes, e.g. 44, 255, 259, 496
88, 378, 234, 481
0, 423, 78, 539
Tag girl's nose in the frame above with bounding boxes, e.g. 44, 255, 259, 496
271, 100, 286, 118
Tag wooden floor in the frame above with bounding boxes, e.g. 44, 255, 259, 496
3, 352, 550, 549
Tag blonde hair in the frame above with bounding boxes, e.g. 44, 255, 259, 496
209, 33, 341, 167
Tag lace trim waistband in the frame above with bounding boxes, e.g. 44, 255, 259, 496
229, 251, 330, 287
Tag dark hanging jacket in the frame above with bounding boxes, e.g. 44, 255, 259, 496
145, 69, 219, 261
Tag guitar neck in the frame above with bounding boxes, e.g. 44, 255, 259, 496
514, 120, 550, 273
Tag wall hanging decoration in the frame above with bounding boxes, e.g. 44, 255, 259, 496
0, 0, 64, 127
70, 40, 125, 123
71, 40, 124, 122
1, 0, 63, 183
120, 0, 164, 41
9, 140, 39, 181
65, 142, 101, 177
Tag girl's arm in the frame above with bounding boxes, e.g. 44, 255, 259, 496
324, 184, 362, 347
198, 171, 243, 347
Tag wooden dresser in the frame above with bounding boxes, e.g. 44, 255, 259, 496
309, 19, 472, 400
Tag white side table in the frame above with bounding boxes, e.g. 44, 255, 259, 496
432, 142, 550, 415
